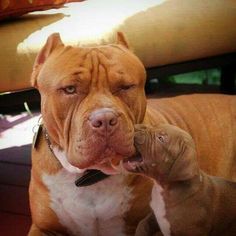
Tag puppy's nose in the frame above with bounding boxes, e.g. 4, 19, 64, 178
89, 108, 119, 132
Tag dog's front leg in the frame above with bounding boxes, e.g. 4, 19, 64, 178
28, 224, 45, 236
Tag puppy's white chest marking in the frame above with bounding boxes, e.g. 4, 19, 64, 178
42, 170, 133, 236
150, 183, 171, 236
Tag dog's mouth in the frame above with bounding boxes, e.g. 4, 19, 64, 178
122, 152, 144, 172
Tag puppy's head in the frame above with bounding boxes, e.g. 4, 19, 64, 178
123, 124, 199, 182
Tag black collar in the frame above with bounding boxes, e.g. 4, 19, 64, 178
74, 169, 110, 187
33, 123, 110, 187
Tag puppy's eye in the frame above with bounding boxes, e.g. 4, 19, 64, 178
63, 86, 76, 95
157, 135, 165, 143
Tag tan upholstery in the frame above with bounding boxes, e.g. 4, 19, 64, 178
0, 0, 236, 92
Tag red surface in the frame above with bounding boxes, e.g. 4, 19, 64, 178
0, 212, 31, 236
0, 112, 37, 235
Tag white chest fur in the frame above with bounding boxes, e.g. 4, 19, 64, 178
150, 183, 171, 236
42, 170, 133, 236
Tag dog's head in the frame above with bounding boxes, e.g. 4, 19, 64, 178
31, 33, 147, 174
123, 124, 199, 182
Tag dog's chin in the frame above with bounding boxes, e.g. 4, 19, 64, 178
72, 147, 135, 175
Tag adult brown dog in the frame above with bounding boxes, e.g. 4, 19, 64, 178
28, 33, 236, 235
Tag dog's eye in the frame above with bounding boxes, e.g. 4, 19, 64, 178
63, 86, 76, 95
113, 84, 136, 95
120, 84, 135, 91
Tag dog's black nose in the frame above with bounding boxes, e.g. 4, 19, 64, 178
89, 108, 119, 132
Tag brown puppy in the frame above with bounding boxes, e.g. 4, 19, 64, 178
124, 124, 236, 236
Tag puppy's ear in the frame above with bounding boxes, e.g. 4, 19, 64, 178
31, 33, 64, 87
116, 32, 129, 49
168, 145, 199, 182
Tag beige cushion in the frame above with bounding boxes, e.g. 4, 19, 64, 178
1, 0, 236, 92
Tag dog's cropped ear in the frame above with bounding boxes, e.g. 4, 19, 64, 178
168, 145, 199, 182
31, 33, 64, 87
116, 32, 129, 49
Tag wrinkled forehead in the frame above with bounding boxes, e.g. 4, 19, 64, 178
38, 44, 145, 88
